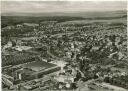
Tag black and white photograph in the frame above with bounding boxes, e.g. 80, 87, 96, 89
1, 0, 127, 91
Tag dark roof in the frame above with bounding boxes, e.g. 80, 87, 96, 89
22, 61, 56, 72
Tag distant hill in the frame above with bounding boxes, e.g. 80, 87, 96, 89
1, 10, 127, 28
1, 16, 84, 28
2, 10, 127, 18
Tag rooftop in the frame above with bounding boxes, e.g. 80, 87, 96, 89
22, 61, 57, 72
23, 23, 39, 27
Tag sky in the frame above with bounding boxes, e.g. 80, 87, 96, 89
1, 1, 127, 13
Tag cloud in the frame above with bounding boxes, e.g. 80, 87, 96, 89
1, 1, 127, 13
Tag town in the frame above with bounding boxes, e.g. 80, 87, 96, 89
1, 1, 128, 91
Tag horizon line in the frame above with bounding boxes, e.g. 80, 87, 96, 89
2, 9, 127, 14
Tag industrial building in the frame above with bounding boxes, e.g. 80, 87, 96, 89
3, 60, 61, 87
18, 61, 61, 80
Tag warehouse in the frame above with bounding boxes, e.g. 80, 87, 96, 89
15, 61, 61, 81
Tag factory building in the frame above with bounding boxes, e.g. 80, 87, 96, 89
14, 61, 60, 83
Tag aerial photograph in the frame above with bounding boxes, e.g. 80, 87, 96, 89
1, 1, 127, 91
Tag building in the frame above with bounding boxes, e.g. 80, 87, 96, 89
13, 46, 32, 52
15, 61, 61, 81
23, 23, 39, 27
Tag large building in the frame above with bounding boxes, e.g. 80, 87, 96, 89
18, 61, 61, 80
3, 60, 61, 85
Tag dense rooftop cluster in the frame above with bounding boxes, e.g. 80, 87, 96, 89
2, 14, 127, 91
